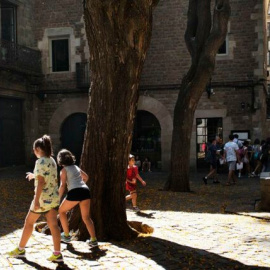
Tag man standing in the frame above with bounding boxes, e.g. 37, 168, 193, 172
203, 138, 220, 184
224, 134, 240, 185
233, 134, 243, 148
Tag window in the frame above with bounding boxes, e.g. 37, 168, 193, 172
51, 39, 69, 72
217, 22, 230, 56
268, 41, 270, 67
217, 39, 228, 55
1, 5, 17, 42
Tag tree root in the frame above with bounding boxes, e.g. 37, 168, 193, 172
127, 221, 154, 235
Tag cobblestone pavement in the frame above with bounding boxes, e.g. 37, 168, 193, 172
0, 167, 269, 269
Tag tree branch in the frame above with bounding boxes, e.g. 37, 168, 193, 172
187, 0, 230, 107
185, 0, 198, 57
152, 0, 159, 8
205, 0, 230, 55
195, 0, 211, 53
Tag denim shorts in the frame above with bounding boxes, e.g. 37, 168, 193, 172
227, 161, 236, 171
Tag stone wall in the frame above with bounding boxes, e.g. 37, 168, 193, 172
33, 0, 85, 90
140, 0, 262, 86
16, 0, 36, 47
29, 0, 268, 170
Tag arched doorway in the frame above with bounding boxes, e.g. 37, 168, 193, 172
132, 110, 161, 170
60, 113, 87, 165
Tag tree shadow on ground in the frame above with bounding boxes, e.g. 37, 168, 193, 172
0, 167, 34, 237
21, 258, 73, 270
114, 236, 268, 270
138, 172, 266, 215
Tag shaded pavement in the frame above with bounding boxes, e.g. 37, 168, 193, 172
0, 167, 269, 269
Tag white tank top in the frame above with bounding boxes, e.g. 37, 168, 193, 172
64, 165, 88, 191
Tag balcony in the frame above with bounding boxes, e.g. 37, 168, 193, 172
0, 39, 42, 76
76, 62, 90, 88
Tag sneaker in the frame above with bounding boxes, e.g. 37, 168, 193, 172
202, 177, 207, 185
7, 247, 25, 258
61, 232, 71, 243
133, 206, 140, 212
86, 239, 98, 248
47, 253, 63, 262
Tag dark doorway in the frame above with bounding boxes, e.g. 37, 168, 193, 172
60, 113, 87, 165
132, 110, 161, 170
0, 97, 24, 167
196, 118, 223, 170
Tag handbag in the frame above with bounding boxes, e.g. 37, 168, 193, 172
236, 162, 243, 170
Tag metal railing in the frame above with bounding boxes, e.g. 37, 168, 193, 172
76, 62, 90, 88
0, 39, 42, 75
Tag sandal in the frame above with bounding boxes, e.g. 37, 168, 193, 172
225, 182, 231, 186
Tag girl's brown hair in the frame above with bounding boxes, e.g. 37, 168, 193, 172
33, 135, 53, 157
57, 149, 76, 166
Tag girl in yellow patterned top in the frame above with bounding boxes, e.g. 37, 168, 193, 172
7, 135, 62, 262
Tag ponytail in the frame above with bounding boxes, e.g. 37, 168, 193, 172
33, 134, 53, 157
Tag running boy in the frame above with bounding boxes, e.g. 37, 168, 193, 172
126, 154, 146, 212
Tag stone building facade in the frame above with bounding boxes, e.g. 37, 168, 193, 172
0, 0, 269, 171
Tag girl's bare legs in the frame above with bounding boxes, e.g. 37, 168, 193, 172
126, 194, 132, 201
126, 191, 137, 207
79, 199, 96, 239
45, 209, 61, 252
131, 191, 137, 207
59, 199, 79, 235
18, 211, 40, 248
254, 161, 262, 175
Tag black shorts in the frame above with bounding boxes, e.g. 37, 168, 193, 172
66, 188, 91, 201
210, 161, 217, 169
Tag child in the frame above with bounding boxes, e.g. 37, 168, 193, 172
126, 154, 146, 212
7, 135, 62, 262
57, 149, 98, 247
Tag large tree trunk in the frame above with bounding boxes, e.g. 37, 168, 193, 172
69, 0, 158, 241
165, 0, 231, 192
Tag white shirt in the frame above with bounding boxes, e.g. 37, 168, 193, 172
224, 141, 239, 162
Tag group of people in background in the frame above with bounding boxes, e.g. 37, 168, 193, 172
134, 155, 152, 172
203, 134, 270, 186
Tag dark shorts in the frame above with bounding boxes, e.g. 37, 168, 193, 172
66, 187, 91, 201
126, 182, 137, 192
210, 161, 217, 169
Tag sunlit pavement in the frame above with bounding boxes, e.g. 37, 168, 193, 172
0, 167, 269, 269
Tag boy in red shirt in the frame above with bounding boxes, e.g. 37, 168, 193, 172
126, 154, 146, 212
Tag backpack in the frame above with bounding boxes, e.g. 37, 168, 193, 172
238, 147, 245, 159
236, 139, 243, 148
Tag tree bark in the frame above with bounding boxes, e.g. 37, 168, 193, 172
69, 0, 158, 241
165, 0, 231, 192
